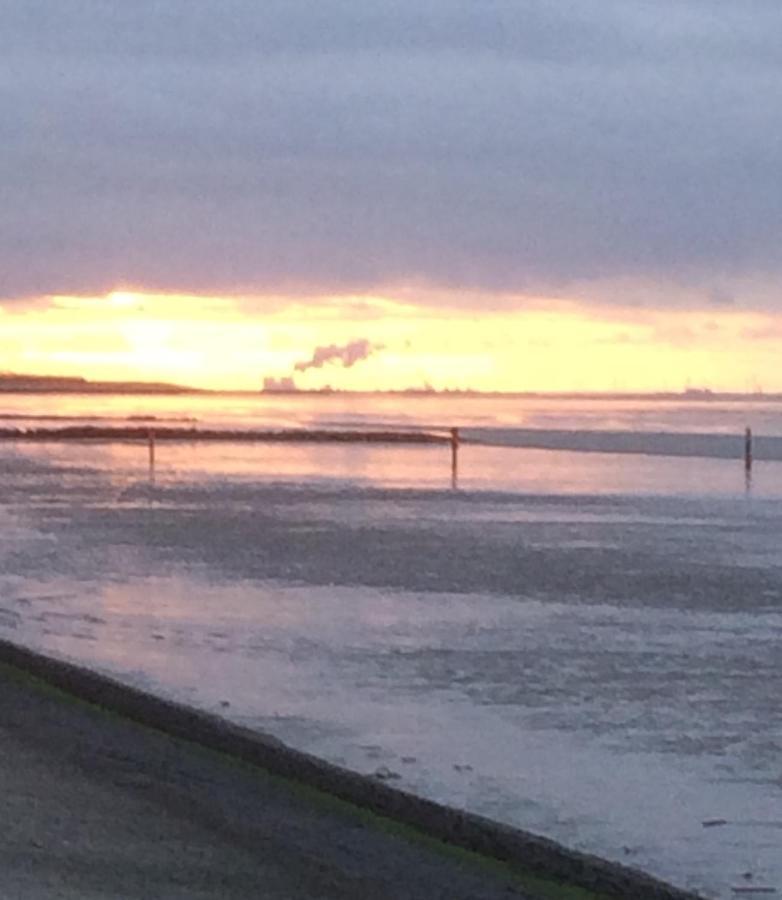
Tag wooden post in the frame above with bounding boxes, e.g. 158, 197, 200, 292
450, 427, 459, 489
745, 426, 752, 473
148, 428, 156, 479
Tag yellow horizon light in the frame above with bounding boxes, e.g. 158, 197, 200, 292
1, 289, 781, 393
108, 291, 141, 309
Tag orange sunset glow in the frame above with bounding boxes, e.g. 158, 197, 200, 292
1, 289, 781, 393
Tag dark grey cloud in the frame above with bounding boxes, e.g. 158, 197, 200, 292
1, 1, 781, 308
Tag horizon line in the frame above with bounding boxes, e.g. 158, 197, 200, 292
0, 373, 778, 401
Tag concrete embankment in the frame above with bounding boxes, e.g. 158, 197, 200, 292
0, 637, 705, 900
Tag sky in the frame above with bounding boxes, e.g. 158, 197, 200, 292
1, 1, 781, 391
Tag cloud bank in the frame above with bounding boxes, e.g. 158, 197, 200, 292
1, 1, 781, 308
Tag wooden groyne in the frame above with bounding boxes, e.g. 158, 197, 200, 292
0, 426, 449, 445
0, 425, 464, 487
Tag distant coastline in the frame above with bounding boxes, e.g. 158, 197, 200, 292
259, 387, 782, 402
0, 374, 200, 394
1, 373, 779, 401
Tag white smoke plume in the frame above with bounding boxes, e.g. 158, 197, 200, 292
294, 339, 382, 373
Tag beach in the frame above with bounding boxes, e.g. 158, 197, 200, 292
1, 393, 781, 898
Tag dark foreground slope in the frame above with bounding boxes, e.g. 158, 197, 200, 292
0, 643, 704, 900
0, 660, 540, 900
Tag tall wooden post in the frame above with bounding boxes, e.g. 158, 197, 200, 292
744, 426, 752, 474
450, 427, 459, 489
148, 428, 156, 480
